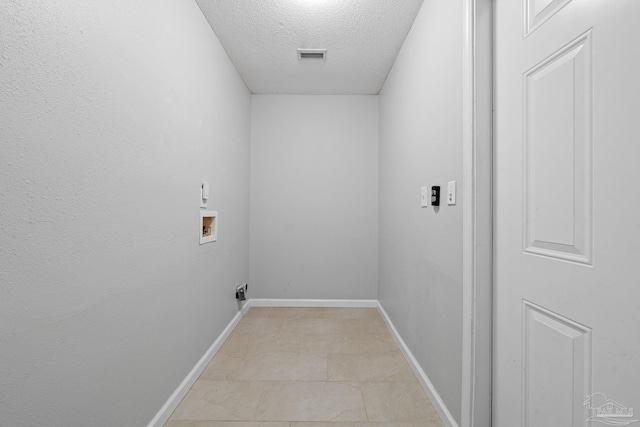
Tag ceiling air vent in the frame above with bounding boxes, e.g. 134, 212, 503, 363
297, 48, 327, 60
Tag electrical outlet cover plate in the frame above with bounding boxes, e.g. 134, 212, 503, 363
447, 181, 456, 205
421, 187, 429, 207
200, 182, 209, 208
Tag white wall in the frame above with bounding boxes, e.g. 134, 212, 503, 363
250, 95, 378, 299
378, 0, 464, 423
0, 1, 250, 425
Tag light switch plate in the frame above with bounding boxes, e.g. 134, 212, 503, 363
421, 187, 429, 207
200, 182, 209, 209
447, 181, 456, 205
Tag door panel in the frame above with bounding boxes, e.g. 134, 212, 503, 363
525, 0, 573, 36
523, 301, 591, 427
494, 0, 640, 426
524, 31, 592, 264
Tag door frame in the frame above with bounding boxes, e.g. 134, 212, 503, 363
461, 0, 493, 426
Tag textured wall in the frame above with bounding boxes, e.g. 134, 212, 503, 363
378, 0, 464, 423
0, 0, 250, 425
250, 95, 379, 299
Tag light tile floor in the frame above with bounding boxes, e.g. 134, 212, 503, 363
165, 307, 444, 427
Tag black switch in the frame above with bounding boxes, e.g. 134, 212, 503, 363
431, 186, 440, 206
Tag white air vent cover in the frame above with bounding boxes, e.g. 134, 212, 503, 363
297, 49, 327, 60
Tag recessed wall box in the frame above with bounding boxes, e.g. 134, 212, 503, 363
200, 210, 217, 244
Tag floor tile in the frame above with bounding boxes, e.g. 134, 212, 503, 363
202, 351, 326, 381
242, 307, 276, 319
341, 318, 389, 335
199, 353, 245, 381
166, 422, 289, 427
328, 352, 416, 382
322, 308, 381, 320
233, 317, 284, 335
254, 382, 368, 422
270, 307, 327, 318
360, 382, 441, 422
281, 317, 344, 334
238, 353, 327, 381
300, 333, 397, 355
292, 423, 442, 427
220, 333, 302, 355
244, 307, 328, 319
169, 380, 265, 421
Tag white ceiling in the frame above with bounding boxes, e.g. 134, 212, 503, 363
195, 0, 424, 95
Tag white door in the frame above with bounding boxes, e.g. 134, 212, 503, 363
493, 1, 640, 426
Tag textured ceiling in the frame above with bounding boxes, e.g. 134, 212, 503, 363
195, 0, 424, 95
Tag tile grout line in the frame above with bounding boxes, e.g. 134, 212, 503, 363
359, 381, 371, 422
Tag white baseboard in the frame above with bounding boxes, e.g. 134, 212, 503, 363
147, 302, 251, 427
248, 298, 379, 308
377, 302, 460, 427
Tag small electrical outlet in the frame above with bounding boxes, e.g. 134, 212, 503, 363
431, 186, 440, 206
236, 284, 248, 301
